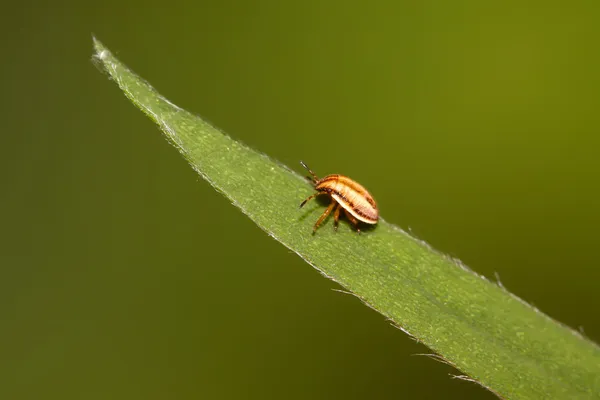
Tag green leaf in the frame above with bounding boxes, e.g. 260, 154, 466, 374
93, 38, 600, 399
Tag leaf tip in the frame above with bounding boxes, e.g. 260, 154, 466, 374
91, 37, 110, 62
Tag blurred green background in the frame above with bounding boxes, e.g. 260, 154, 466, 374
2, 1, 599, 399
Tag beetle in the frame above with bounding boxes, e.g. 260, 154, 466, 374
299, 161, 379, 233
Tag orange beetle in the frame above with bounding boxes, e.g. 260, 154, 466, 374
299, 161, 379, 233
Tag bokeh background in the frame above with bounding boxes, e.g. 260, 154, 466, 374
2, 1, 599, 399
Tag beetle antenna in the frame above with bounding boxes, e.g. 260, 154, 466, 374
300, 161, 318, 182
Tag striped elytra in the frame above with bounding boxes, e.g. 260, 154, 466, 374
299, 161, 379, 233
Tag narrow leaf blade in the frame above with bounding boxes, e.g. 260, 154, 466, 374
93, 39, 600, 399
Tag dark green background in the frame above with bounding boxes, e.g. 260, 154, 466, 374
2, 1, 599, 399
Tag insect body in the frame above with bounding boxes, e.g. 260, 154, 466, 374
299, 161, 379, 233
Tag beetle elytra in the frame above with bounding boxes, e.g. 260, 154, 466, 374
299, 161, 379, 233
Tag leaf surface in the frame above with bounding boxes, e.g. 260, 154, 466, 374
93, 38, 600, 400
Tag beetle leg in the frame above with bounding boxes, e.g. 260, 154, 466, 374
333, 203, 341, 231
299, 192, 320, 208
313, 199, 336, 233
343, 209, 361, 233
